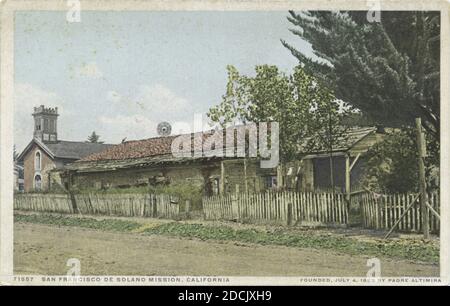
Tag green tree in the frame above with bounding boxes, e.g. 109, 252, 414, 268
282, 11, 440, 153
363, 127, 438, 193
363, 129, 418, 193
208, 65, 350, 188
87, 131, 103, 143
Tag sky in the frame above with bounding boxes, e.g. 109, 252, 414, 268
14, 10, 314, 152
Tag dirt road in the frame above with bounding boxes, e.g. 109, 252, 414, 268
14, 223, 438, 276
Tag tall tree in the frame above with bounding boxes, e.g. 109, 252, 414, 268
208, 65, 350, 188
87, 131, 103, 143
282, 11, 440, 147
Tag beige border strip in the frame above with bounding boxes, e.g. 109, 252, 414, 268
0, 0, 14, 278
0, 0, 447, 11
1, 0, 449, 285
439, 0, 449, 285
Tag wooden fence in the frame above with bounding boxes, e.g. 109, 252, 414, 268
203, 191, 348, 225
14, 193, 180, 219
14, 193, 74, 214
356, 191, 440, 232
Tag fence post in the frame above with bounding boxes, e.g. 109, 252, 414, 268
231, 193, 239, 220
152, 194, 158, 218
69, 191, 78, 214
415, 118, 430, 239
345, 154, 351, 206
185, 200, 191, 219
287, 203, 293, 226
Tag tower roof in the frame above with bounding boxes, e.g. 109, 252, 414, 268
33, 105, 59, 116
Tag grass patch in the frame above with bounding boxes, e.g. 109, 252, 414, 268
14, 213, 141, 232
15, 213, 439, 263
144, 223, 439, 263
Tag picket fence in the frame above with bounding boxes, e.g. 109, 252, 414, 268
203, 191, 348, 225
355, 191, 440, 232
14, 193, 180, 219
13, 193, 74, 214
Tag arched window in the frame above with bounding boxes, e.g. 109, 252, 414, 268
35, 151, 41, 171
34, 175, 42, 191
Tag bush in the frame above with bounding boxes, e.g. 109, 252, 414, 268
74, 186, 149, 194
363, 128, 419, 193
148, 183, 203, 210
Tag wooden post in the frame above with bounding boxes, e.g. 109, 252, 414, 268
231, 193, 239, 220
415, 118, 430, 239
345, 154, 351, 205
287, 203, 293, 226
152, 194, 157, 218
185, 199, 191, 218
220, 161, 225, 195
69, 192, 78, 214
243, 158, 248, 193
66, 171, 79, 214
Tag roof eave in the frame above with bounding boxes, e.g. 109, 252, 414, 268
17, 138, 55, 161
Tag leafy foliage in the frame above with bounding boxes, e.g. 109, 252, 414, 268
282, 11, 440, 146
207, 65, 351, 162
72, 183, 204, 210
148, 182, 204, 210
363, 128, 438, 193
363, 129, 419, 193
15, 213, 141, 232
74, 186, 149, 194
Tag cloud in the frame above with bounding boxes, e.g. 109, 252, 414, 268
14, 83, 65, 152
106, 84, 191, 118
13, 82, 199, 150
98, 114, 158, 141
76, 61, 103, 79
100, 84, 197, 142
134, 84, 190, 116
14, 82, 209, 151
106, 90, 121, 103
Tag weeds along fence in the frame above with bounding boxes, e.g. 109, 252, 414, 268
355, 191, 440, 233
14, 193, 180, 219
203, 191, 348, 225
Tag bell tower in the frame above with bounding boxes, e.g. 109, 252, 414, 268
33, 105, 58, 143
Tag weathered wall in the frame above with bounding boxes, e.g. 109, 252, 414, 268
69, 159, 267, 197
23, 145, 55, 192
71, 163, 213, 191
223, 159, 261, 194
68, 155, 338, 198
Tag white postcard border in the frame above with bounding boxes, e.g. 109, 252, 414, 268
1, 0, 449, 285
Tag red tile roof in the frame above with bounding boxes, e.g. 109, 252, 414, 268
78, 130, 220, 162
79, 126, 376, 163
79, 135, 176, 162
78, 124, 258, 162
